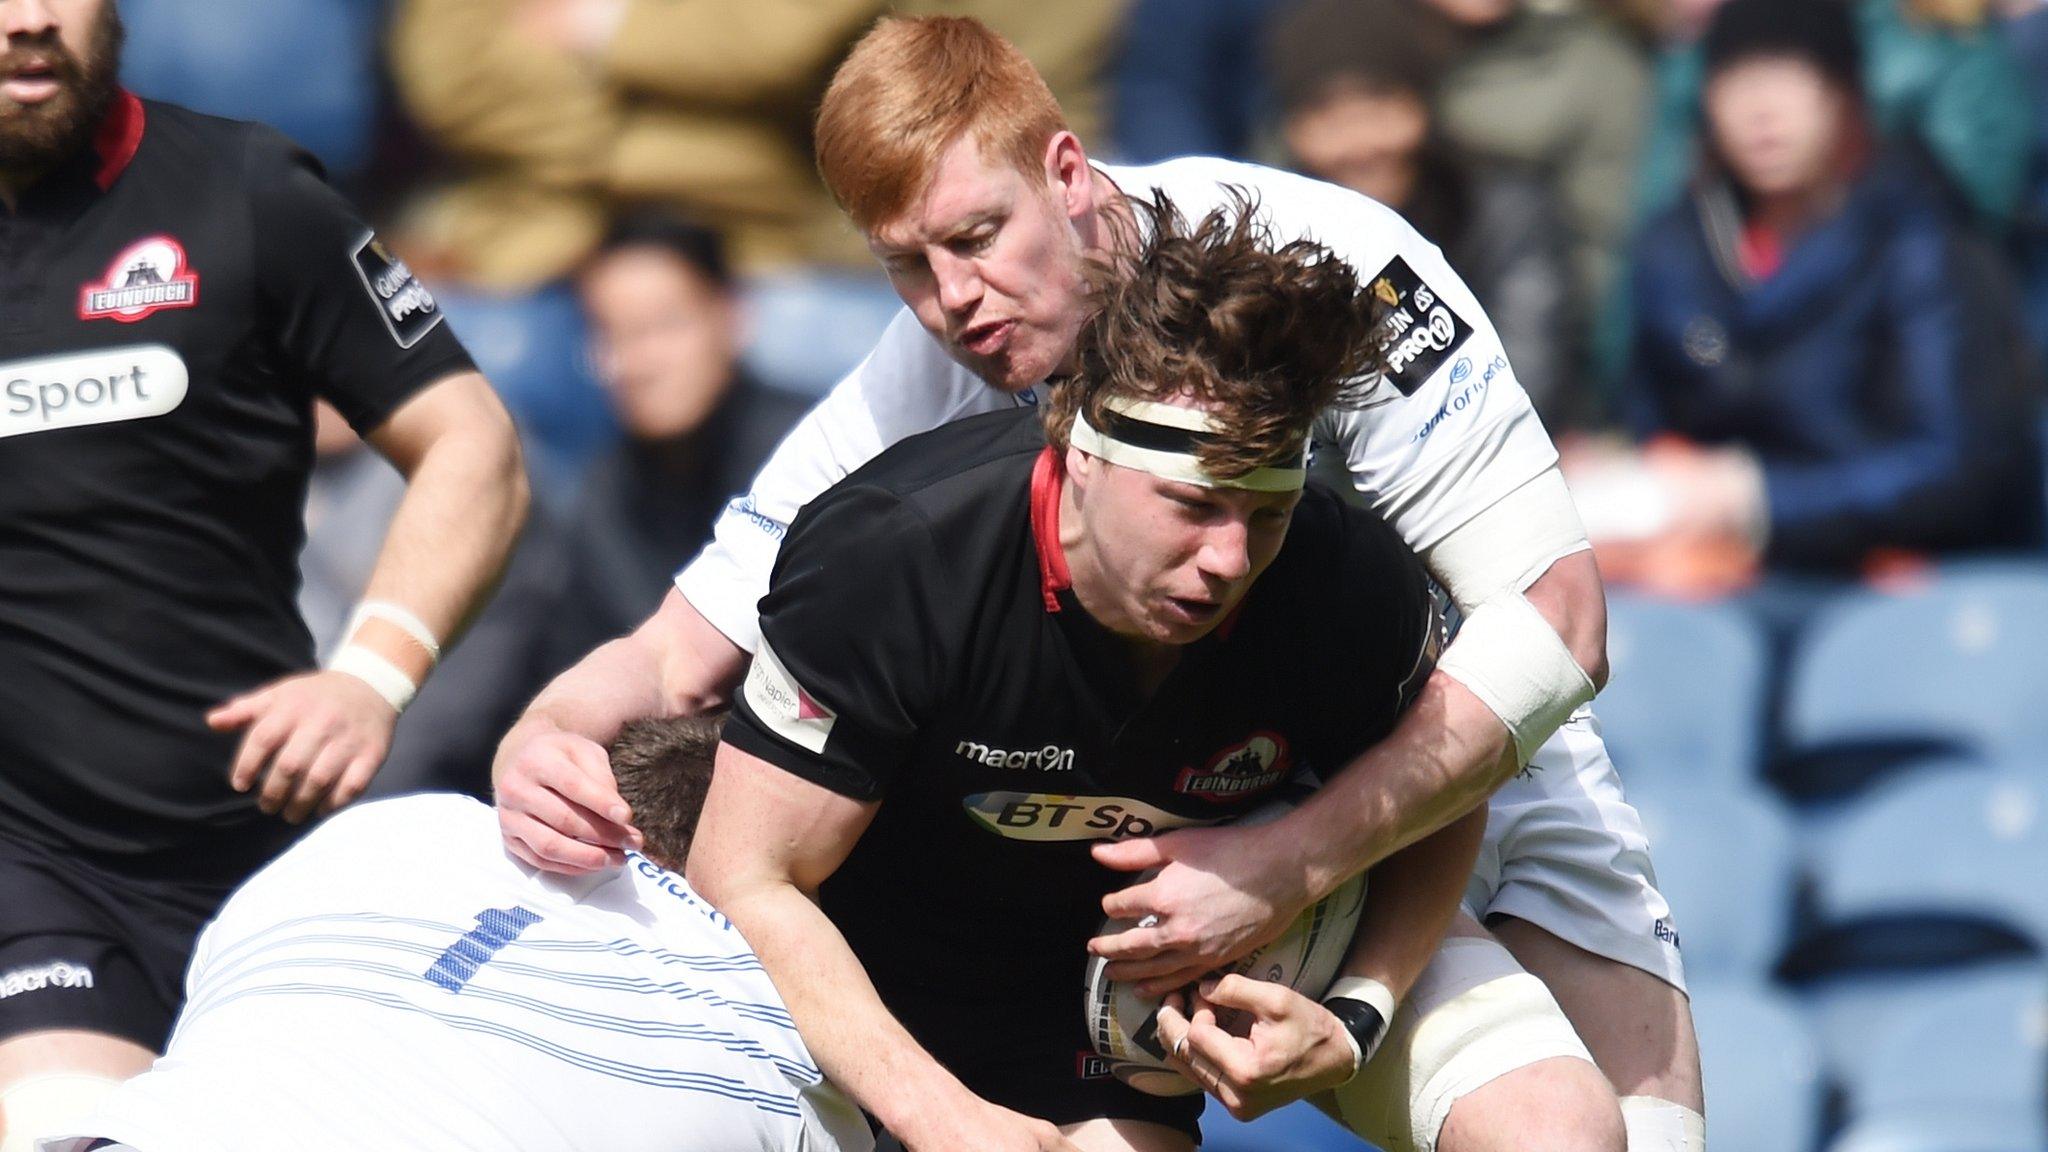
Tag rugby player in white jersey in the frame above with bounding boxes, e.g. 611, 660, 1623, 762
34, 718, 869, 1152
490, 16, 1703, 1152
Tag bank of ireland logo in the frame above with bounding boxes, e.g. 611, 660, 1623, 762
1174, 732, 1291, 801
78, 236, 200, 323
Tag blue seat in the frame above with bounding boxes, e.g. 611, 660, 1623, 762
1810, 767, 2048, 942
119, 0, 382, 178
1800, 959, 2047, 1093
1200, 1097, 1378, 1152
1784, 574, 2048, 767
434, 284, 618, 509
1688, 981, 1823, 1152
1851, 969, 2047, 1126
1829, 1110, 2047, 1152
1631, 787, 1796, 980
1597, 595, 1769, 799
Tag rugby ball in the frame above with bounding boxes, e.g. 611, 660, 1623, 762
1082, 800, 1368, 1096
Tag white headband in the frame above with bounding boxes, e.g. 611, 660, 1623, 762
1069, 395, 1307, 492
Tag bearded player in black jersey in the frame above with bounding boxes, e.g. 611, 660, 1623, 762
0, 2, 526, 1146
689, 201, 1620, 1152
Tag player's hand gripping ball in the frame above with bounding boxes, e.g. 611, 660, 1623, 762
1082, 799, 1367, 1096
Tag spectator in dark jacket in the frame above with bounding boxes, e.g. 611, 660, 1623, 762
549, 214, 809, 666
1587, 0, 2041, 595
1269, 0, 1581, 426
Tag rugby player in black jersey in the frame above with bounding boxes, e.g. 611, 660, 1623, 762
688, 201, 1620, 1152
0, 1, 526, 1145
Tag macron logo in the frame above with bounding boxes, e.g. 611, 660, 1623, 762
745, 638, 837, 753
956, 740, 1075, 773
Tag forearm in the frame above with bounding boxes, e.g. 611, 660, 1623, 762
1335, 807, 1487, 1003
1291, 672, 1515, 902
714, 880, 976, 1137
498, 589, 746, 767
358, 421, 527, 685
368, 432, 525, 636
503, 631, 679, 752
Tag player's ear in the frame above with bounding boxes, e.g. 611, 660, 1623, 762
1065, 443, 1099, 491
1047, 132, 1090, 217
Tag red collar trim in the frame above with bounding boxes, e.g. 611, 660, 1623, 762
1029, 446, 1071, 613
92, 90, 145, 191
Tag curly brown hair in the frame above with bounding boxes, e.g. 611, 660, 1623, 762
1044, 191, 1386, 480
607, 714, 726, 872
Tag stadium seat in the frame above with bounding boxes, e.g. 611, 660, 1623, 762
1809, 767, 2048, 942
1631, 787, 1797, 980
1200, 1097, 1379, 1152
1850, 968, 2047, 1126
119, 0, 382, 178
1828, 1110, 2047, 1152
1782, 573, 2048, 777
1798, 959, 2048, 1094
434, 284, 619, 509
1688, 981, 1823, 1152
1597, 595, 1770, 799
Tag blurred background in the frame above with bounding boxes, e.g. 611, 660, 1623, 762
127, 0, 2048, 1147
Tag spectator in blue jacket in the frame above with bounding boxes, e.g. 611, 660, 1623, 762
1584, 0, 2041, 593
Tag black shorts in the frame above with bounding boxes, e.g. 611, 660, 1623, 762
0, 829, 286, 1051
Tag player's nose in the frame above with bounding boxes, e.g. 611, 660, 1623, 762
1195, 520, 1253, 584
931, 251, 982, 316
2, 0, 59, 37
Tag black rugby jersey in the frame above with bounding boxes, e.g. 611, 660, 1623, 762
0, 93, 474, 857
726, 407, 1442, 1075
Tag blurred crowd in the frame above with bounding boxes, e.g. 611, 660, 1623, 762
109, 0, 2048, 792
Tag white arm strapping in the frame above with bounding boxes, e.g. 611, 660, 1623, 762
1422, 468, 1597, 763
1435, 594, 1594, 765
328, 645, 417, 713
345, 599, 442, 662
1420, 467, 1590, 612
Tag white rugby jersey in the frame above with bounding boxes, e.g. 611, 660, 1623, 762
676, 156, 1559, 653
49, 795, 869, 1152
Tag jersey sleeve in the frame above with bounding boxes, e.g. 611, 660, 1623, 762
241, 126, 476, 434
1317, 493, 1447, 742
721, 484, 950, 801
674, 307, 1020, 653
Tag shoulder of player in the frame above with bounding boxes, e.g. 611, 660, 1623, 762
783, 412, 1039, 569
131, 98, 310, 182
1270, 485, 1424, 601
830, 408, 1041, 514
1103, 156, 1413, 250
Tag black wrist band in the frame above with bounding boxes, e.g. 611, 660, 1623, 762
1324, 996, 1388, 1066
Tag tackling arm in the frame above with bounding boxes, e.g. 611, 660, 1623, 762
1287, 467, 1604, 900
493, 587, 749, 872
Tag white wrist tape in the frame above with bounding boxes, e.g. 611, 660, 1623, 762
346, 599, 441, 662
1323, 975, 1397, 1076
328, 644, 418, 713
1436, 592, 1596, 765
1620, 1096, 1707, 1152
1422, 467, 1591, 612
